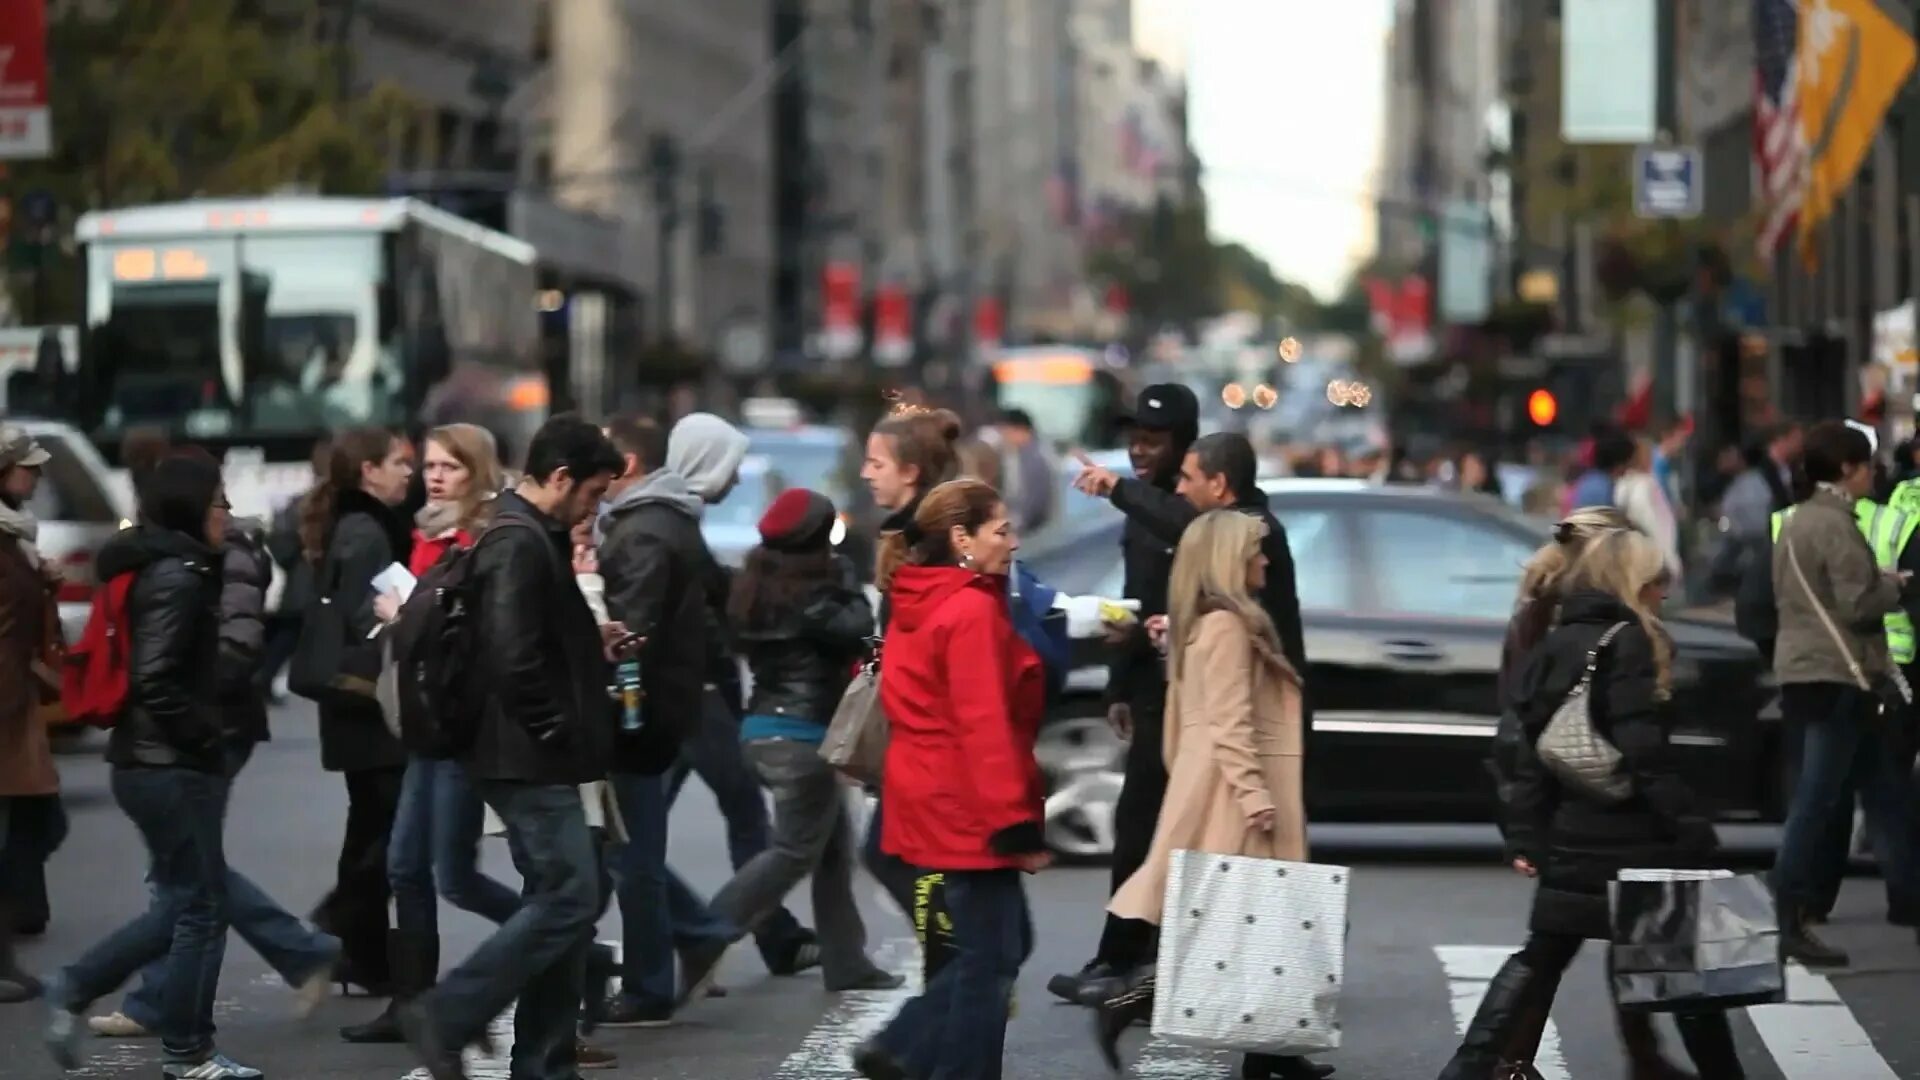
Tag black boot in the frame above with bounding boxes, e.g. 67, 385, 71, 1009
0, 903, 40, 1002
1048, 959, 1118, 1006
1092, 969, 1155, 1072
1436, 952, 1550, 1080
1672, 1012, 1745, 1080
341, 931, 438, 1044
1242, 1053, 1336, 1078
1617, 1007, 1697, 1080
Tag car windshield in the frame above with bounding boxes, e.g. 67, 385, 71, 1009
704, 437, 848, 531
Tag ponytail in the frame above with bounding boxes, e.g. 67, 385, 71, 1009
875, 530, 913, 595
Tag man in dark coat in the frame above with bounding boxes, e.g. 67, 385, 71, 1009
1087, 432, 1309, 696
1046, 384, 1198, 1004
400, 417, 630, 1080
1059, 430, 1331, 1080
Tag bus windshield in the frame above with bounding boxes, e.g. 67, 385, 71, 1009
85, 233, 402, 439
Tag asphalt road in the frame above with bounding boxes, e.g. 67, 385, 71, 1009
4, 704, 1919, 1079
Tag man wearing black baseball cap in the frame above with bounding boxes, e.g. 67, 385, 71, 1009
1047, 383, 1197, 1006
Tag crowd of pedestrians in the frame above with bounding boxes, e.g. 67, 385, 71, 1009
2, 385, 1913, 1078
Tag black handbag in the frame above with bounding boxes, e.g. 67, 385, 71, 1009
288, 554, 374, 705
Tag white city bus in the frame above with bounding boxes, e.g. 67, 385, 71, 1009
65, 196, 545, 514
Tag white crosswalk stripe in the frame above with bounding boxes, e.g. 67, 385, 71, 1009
774, 937, 920, 1079
1748, 965, 1899, 1080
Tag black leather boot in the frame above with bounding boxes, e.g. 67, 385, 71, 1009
1436, 952, 1548, 1080
1617, 1006, 1698, 1080
0, 903, 40, 1002
1092, 969, 1155, 1072
341, 931, 438, 1044
1673, 1012, 1745, 1080
1242, 1053, 1336, 1078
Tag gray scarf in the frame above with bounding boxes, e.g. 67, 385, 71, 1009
0, 496, 40, 569
415, 499, 465, 539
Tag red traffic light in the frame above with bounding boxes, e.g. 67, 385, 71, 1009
1526, 389, 1558, 427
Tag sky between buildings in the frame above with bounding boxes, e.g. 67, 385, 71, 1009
1135, 0, 1393, 301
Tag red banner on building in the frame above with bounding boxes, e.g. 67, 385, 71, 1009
1364, 275, 1433, 364
973, 297, 1004, 352
873, 285, 911, 367
820, 261, 860, 360
0, 0, 51, 159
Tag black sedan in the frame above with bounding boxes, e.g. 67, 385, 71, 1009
1022, 479, 1781, 859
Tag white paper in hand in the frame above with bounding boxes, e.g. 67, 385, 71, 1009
1053, 594, 1141, 639
370, 563, 418, 604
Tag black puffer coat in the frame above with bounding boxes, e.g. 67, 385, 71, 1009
736, 554, 874, 725
216, 519, 273, 752
1505, 590, 1718, 939
98, 525, 225, 774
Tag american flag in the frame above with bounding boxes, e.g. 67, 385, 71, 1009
1753, 0, 1808, 260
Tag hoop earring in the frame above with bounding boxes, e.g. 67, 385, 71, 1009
959, 551, 976, 570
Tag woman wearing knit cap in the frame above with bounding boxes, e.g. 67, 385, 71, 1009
692, 489, 900, 992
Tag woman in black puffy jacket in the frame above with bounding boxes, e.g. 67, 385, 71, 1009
1440, 529, 1742, 1080
700, 489, 900, 992
44, 455, 271, 1079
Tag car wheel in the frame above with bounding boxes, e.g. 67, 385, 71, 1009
1035, 714, 1128, 862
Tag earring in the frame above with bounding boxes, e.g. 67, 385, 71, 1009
959, 550, 976, 570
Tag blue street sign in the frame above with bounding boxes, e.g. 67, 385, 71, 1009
1633, 146, 1703, 219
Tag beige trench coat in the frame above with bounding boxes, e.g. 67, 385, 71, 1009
1109, 610, 1306, 925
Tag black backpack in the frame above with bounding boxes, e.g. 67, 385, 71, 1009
387, 512, 554, 759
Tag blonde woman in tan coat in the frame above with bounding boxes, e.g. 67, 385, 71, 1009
1094, 510, 1327, 1080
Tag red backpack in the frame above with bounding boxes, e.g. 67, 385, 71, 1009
60, 573, 136, 728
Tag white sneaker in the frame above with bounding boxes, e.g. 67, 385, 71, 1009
290, 955, 336, 1019
88, 1011, 151, 1038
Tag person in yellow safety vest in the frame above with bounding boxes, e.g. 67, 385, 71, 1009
1771, 500, 1920, 666
1889, 475, 1920, 522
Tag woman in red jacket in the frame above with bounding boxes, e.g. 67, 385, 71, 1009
854, 479, 1050, 1080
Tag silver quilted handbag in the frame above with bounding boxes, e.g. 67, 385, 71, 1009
1534, 621, 1634, 802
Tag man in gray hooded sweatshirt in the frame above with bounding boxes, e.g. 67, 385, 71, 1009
595, 414, 814, 1025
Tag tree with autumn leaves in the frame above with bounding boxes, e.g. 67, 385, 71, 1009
3, 0, 421, 321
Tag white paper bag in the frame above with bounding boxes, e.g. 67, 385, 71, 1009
1151, 851, 1348, 1056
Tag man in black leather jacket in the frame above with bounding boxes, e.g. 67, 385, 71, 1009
399, 417, 629, 1080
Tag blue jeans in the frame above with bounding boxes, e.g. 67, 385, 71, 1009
872, 869, 1033, 1080
426, 781, 601, 1080
1772, 682, 1920, 915
665, 690, 807, 960
59, 768, 230, 1059
120, 870, 339, 1032
608, 770, 739, 1007
388, 756, 522, 934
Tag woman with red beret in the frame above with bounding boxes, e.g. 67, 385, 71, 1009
699, 489, 901, 992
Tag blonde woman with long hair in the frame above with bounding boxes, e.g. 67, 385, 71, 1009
1439, 530, 1741, 1080
1092, 511, 1326, 1080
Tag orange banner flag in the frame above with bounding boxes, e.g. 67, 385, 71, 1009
1795, 0, 1918, 265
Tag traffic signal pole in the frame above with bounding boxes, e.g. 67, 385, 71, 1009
1651, 0, 1681, 428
